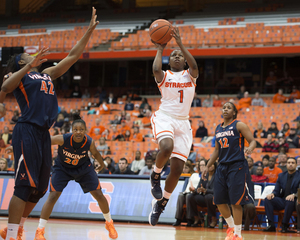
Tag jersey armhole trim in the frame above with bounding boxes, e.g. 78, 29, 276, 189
157, 71, 167, 88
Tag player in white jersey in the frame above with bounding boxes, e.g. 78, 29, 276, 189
149, 27, 198, 226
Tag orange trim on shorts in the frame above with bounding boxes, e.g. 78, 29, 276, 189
172, 151, 188, 159
21, 141, 36, 188
50, 178, 56, 192
96, 181, 101, 190
157, 72, 167, 88
235, 174, 247, 205
156, 130, 173, 138
239, 133, 242, 150
19, 82, 30, 108
151, 112, 157, 139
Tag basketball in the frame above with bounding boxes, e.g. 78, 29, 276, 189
149, 19, 173, 45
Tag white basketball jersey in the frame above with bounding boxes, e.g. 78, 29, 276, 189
157, 69, 196, 118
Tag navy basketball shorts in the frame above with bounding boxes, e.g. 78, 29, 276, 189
50, 161, 100, 193
214, 160, 254, 205
12, 123, 52, 192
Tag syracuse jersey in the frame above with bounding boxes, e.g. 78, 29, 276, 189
157, 70, 196, 118
13, 71, 58, 129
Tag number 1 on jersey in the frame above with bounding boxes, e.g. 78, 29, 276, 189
219, 137, 229, 148
178, 90, 183, 103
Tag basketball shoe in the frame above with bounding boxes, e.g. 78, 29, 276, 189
225, 227, 234, 240
149, 199, 165, 226
150, 172, 162, 200
34, 227, 45, 240
105, 220, 118, 239
0, 226, 24, 240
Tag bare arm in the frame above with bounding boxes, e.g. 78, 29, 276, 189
202, 141, 219, 179
89, 140, 105, 172
237, 121, 257, 154
172, 27, 198, 79
152, 42, 166, 83
51, 135, 64, 146
42, 7, 99, 80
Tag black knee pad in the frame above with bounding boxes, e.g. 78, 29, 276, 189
14, 186, 35, 202
28, 189, 47, 203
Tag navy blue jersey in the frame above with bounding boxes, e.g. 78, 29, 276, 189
215, 120, 246, 164
57, 133, 92, 168
13, 71, 58, 129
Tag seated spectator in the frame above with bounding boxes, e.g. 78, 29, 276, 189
104, 156, 115, 173
253, 122, 267, 138
297, 156, 300, 171
94, 86, 106, 104
9, 110, 19, 124
91, 128, 101, 141
139, 97, 151, 110
110, 114, 121, 125
187, 145, 197, 163
125, 113, 134, 128
289, 85, 300, 103
141, 110, 152, 129
1, 126, 12, 145
251, 92, 267, 107
60, 106, 70, 119
107, 92, 117, 104
265, 71, 277, 93
113, 158, 134, 174
294, 112, 300, 122
263, 157, 282, 183
70, 85, 82, 98
81, 88, 90, 99
212, 95, 222, 107
130, 126, 143, 142
183, 162, 194, 174
296, 121, 300, 136
243, 182, 256, 231
101, 129, 111, 141
94, 160, 110, 174
0, 158, 8, 171
202, 94, 213, 108
173, 160, 204, 226
262, 154, 270, 168
131, 150, 145, 174
89, 119, 105, 136
96, 137, 110, 156
186, 162, 217, 228
53, 113, 65, 129
195, 120, 208, 138
247, 157, 257, 175
251, 166, 269, 183
110, 126, 120, 141
237, 85, 246, 99
267, 122, 279, 138
262, 134, 278, 152
278, 122, 290, 138
139, 156, 154, 176
286, 128, 299, 148
263, 157, 300, 233
99, 99, 111, 114
191, 92, 201, 107
272, 89, 288, 103
277, 136, 289, 153
119, 120, 131, 136
277, 153, 288, 172
236, 91, 251, 111
124, 98, 134, 111
0, 135, 6, 148
132, 104, 141, 117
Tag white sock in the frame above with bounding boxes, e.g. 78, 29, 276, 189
153, 166, 162, 174
225, 216, 234, 228
103, 212, 112, 222
163, 190, 172, 199
19, 217, 27, 227
234, 224, 242, 237
38, 219, 48, 229
6, 223, 18, 240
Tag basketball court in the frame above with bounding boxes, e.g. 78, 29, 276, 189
0, 217, 298, 240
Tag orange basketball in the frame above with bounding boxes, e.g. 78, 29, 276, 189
149, 19, 173, 45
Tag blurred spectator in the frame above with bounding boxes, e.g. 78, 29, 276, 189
195, 120, 208, 138
141, 110, 152, 129
0, 158, 8, 171
141, 103, 152, 116
104, 156, 115, 173
296, 156, 300, 171
70, 109, 81, 121
125, 113, 134, 128
251, 92, 267, 107
265, 71, 277, 93
236, 91, 251, 111
94, 86, 106, 104
94, 160, 110, 174
231, 72, 244, 92
247, 157, 257, 175
99, 99, 111, 115
60, 106, 70, 119
267, 122, 279, 138
61, 118, 71, 133
237, 85, 246, 99
254, 122, 268, 138
132, 104, 140, 117
89, 118, 105, 137
110, 126, 120, 141
119, 120, 131, 136
9, 110, 19, 124
101, 129, 111, 141
251, 166, 269, 183
91, 129, 101, 141
130, 126, 143, 142
272, 89, 288, 103
187, 144, 197, 163
190, 120, 197, 138
124, 98, 134, 111
289, 85, 300, 103
139, 98, 150, 110
113, 158, 134, 174
262, 134, 278, 152
70, 85, 82, 98
278, 123, 290, 138
107, 92, 117, 104
131, 150, 145, 174
277, 153, 288, 172
0, 135, 6, 148
277, 136, 289, 153
277, 72, 294, 92
262, 154, 270, 168
293, 112, 300, 122
263, 157, 282, 183
123, 130, 131, 141
1, 126, 12, 145
110, 114, 120, 125
53, 113, 65, 129
212, 95, 222, 107
81, 88, 90, 99
139, 156, 154, 175
183, 162, 194, 174
191, 92, 201, 107
296, 121, 300, 136
202, 94, 213, 108
96, 137, 110, 156
286, 128, 299, 148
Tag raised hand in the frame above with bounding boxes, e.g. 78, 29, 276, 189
171, 27, 182, 44
3, 72, 12, 82
29, 47, 49, 68
151, 40, 167, 50
89, 7, 99, 31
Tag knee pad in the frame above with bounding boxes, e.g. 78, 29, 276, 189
14, 186, 35, 202
28, 189, 47, 203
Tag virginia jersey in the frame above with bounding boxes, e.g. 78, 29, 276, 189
215, 120, 246, 164
13, 71, 58, 129
57, 133, 92, 169
157, 70, 196, 118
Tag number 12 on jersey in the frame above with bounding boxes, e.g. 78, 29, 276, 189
178, 90, 183, 103
219, 137, 229, 148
